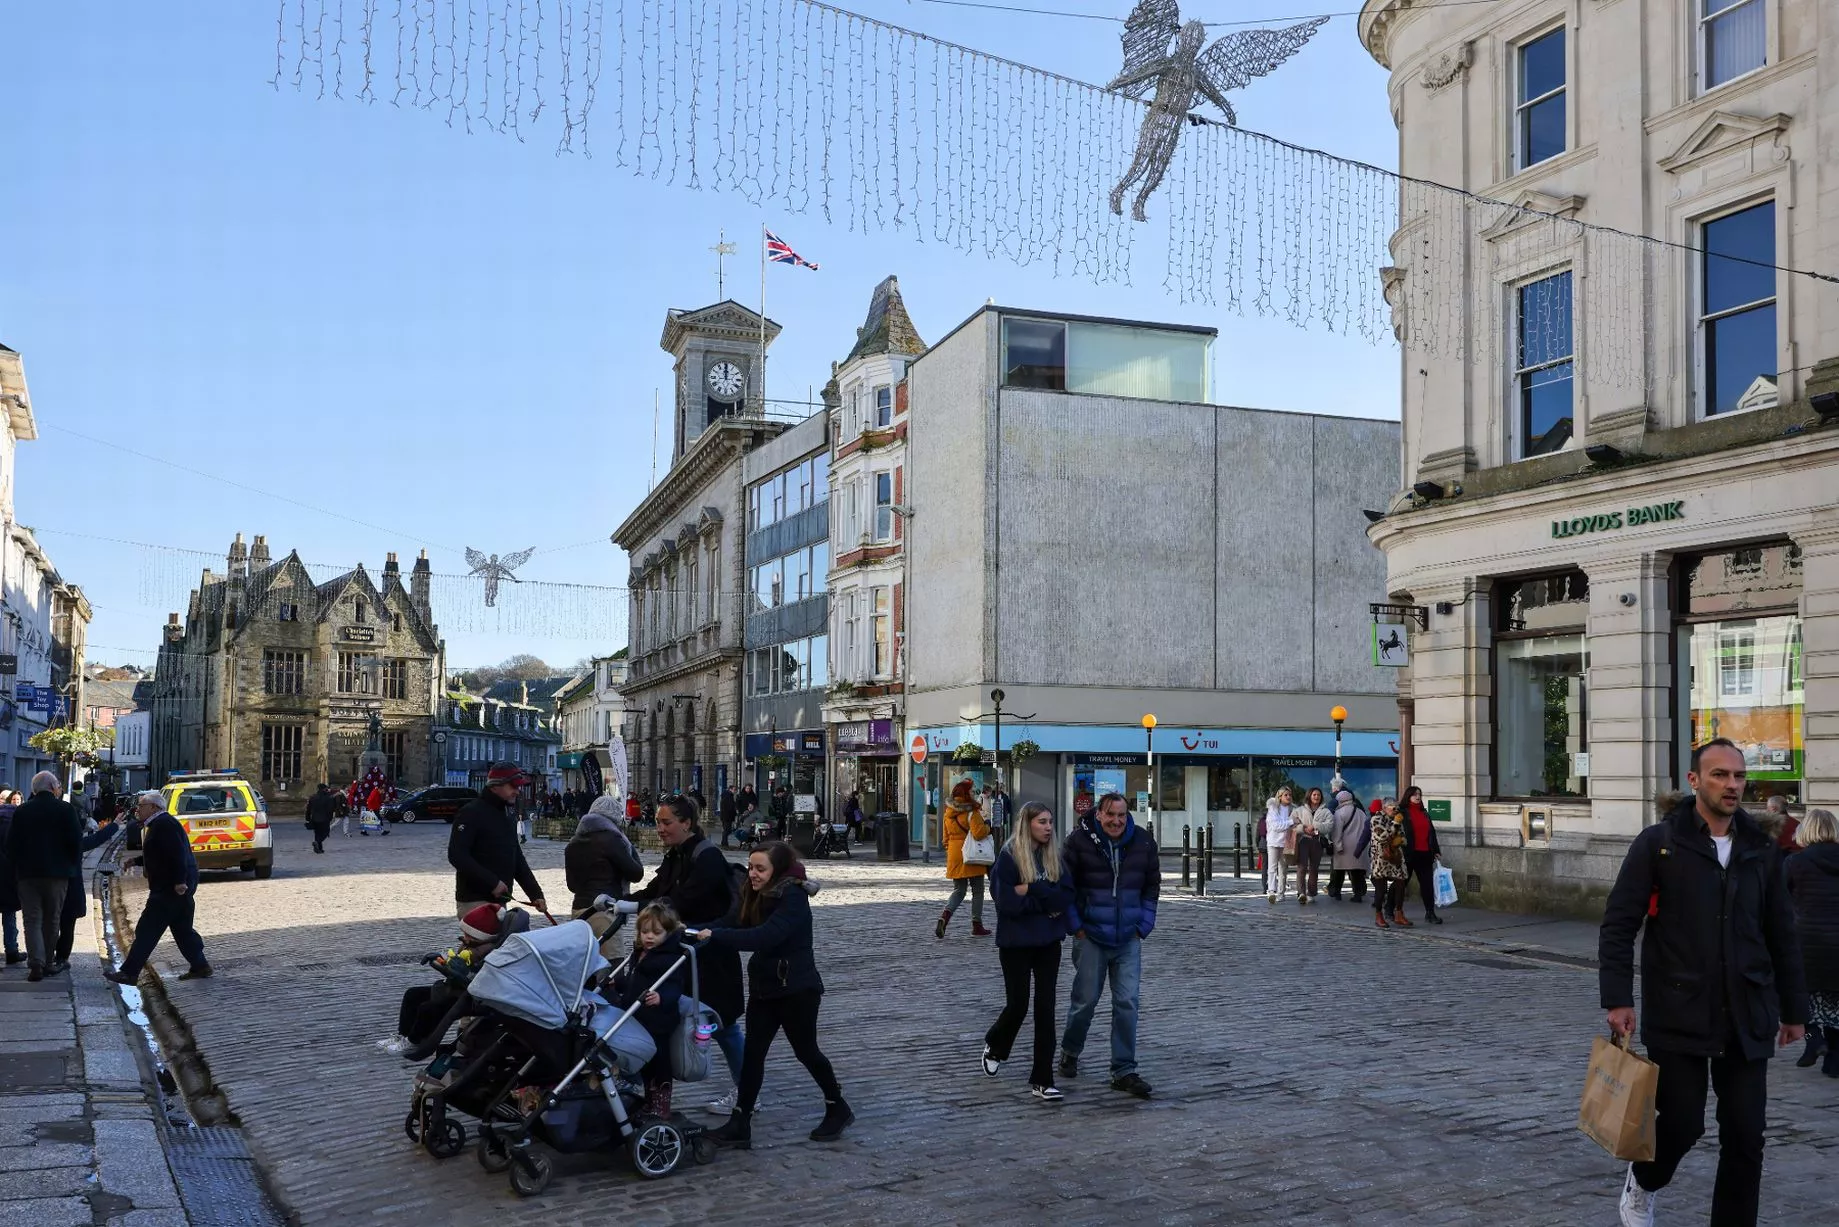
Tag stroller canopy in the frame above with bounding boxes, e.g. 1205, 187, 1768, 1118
469, 920, 610, 1030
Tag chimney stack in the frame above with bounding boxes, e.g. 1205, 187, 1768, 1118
250, 535, 270, 570
227, 533, 248, 579
164, 612, 183, 643
411, 549, 432, 622
384, 551, 400, 578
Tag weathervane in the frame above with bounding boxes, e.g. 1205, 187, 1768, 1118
1107, 0, 1325, 221
710, 230, 738, 299
464, 547, 537, 607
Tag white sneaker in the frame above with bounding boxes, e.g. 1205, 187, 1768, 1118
704, 1088, 763, 1116
375, 1036, 408, 1055
1618, 1165, 1656, 1227
1030, 1085, 1064, 1103
981, 1045, 1002, 1077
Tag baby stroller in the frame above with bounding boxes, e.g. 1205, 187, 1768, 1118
810, 820, 852, 859
463, 920, 718, 1195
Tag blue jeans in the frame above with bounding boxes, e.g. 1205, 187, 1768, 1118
713, 1020, 745, 1083
1059, 936, 1142, 1078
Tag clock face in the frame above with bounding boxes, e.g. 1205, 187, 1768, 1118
706, 360, 746, 400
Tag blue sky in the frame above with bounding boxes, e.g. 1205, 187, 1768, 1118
1, 1, 1396, 673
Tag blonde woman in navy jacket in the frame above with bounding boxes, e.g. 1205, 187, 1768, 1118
980, 802, 1074, 1101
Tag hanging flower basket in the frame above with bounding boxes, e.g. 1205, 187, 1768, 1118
1009, 739, 1039, 764
952, 741, 985, 764
757, 753, 789, 771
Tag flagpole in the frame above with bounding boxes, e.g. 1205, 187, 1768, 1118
758, 223, 768, 418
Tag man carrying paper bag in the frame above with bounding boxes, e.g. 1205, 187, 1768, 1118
1597, 739, 1808, 1227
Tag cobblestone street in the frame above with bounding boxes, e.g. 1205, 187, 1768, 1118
125, 822, 1839, 1225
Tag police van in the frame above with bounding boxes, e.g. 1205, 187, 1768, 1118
161, 770, 274, 879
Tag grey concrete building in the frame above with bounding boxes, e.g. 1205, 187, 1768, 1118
615, 301, 788, 801
904, 305, 1402, 847
741, 411, 831, 800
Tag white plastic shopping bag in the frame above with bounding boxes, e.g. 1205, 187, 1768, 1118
1433, 865, 1458, 908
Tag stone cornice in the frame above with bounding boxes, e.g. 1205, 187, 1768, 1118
612, 418, 784, 549
1359, 0, 1422, 70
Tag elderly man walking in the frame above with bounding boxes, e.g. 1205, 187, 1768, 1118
1058, 793, 1160, 1098
7, 772, 82, 982
106, 791, 211, 986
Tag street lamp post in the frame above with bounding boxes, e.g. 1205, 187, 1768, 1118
990, 688, 1004, 796
1330, 704, 1348, 791
1141, 713, 1157, 839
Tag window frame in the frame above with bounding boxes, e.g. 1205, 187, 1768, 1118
874, 385, 893, 428
1489, 570, 1592, 801
871, 586, 892, 678
1511, 268, 1576, 459
872, 471, 894, 543
263, 649, 304, 696
1512, 25, 1567, 173
260, 722, 305, 782
1697, 0, 1767, 95
382, 658, 408, 701
1695, 198, 1778, 419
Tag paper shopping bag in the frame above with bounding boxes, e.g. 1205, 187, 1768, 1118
1577, 1034, 1658, 1161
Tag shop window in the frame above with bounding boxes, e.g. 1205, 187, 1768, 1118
1514, 28, 1566, 170
1158, 764, 1186, 810
1699, 201, 1777, 416
1206, 763, 1247, 811
1494, 572, 1589, 798
1678, 544, 1803, 803
1698, 0, 1764, 92
1514, 271, 1574, 458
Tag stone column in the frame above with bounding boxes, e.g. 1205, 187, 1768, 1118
1584, 553, 1674, 838
1800, 526, 1839, 809
1406, 580, 1492, 843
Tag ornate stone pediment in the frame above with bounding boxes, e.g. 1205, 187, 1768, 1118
659, 300, 783, 354
1478, 191, 1586, 242
1657, 111, 1790, 175
1421, 42, 1471, 91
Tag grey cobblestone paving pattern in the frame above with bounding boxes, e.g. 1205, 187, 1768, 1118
128, 824, 1839, 1225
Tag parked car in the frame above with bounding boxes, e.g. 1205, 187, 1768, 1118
160, 770, 273, 879
385, 786, 479, 824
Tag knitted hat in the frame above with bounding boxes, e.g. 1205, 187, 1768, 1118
1369, 799, 1385, 815
460, 904, 503, 943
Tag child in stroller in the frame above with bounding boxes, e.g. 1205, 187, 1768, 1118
379, 904, 520, 1055
606, 903, 690, 1120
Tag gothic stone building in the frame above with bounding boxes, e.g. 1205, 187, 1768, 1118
151, 534, 444, 813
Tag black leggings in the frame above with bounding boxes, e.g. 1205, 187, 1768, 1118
1372, 877, 1406, 914
737, 990, 842, 1113
984, 942, 1061, 1088
1405, 851, 1439, 916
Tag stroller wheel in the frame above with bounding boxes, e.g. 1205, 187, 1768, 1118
402, 1111, 421, 1143
477, 1132, 511, 1174
425, 1118, 466, 1160
691, 1134, 717, 1166
630, 1119, 685, 1179
508, 1150, 553, 1198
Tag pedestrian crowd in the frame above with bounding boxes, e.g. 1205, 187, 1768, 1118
1258, 783, 1445, 926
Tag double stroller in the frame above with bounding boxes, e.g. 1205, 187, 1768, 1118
402, 905, 721, 1196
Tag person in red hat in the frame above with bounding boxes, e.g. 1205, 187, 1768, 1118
448, 763, 546, 920
378, 903, 504, 1055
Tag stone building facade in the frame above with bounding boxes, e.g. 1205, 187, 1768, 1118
1357, 0, 1839, 913
614, 302, 788, 800
151, 535, 444, 812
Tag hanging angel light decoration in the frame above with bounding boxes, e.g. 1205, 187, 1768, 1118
464, 546, 537, 607
1107, 1, 1327, 221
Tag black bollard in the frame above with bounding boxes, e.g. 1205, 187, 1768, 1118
1181, 824, 1192, 889
1233, 822, 1243, 878
1196, 824, 1209, 896
1205, 823, 1215, 883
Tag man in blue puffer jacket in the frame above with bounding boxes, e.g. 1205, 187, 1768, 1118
1058, 793, 1160, 1097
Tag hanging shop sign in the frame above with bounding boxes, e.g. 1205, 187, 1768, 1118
1550, 501, 1685, 539
341, 626, 377, 642
1371, 623, 1409, 668
0, 655, 16, 675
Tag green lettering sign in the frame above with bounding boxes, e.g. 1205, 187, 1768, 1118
1427, 799, 1452, 823
1551, 501, 1684, 538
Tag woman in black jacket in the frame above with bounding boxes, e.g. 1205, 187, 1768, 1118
696, 841, 852, 1149
1786, 809, 1839, 1075
565, 796, 645, 914
629, 796, 747, 1113
981, 803, 1073, 1101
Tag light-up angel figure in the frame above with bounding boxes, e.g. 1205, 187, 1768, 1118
464, 546, 537, 607
1107, 0, 1326, 221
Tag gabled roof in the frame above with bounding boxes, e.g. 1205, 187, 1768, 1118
843, 276, 926, 364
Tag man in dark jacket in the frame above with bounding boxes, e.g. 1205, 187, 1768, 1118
106, 791, 210, 985
1600, 739, 1807, 1227
7, 772, 82, 980
1058, 793, 1160, 1098
0, 794, 23, 966
718, 786, 738, 847
448, 763, 546, 919
304, 784, 339, 854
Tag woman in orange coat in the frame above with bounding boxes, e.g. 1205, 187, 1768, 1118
936, 779, 993, 939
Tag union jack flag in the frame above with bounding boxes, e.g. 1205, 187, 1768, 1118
765, 229, 820, 270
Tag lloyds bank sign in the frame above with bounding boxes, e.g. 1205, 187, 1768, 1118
1551, 501, 1686, 539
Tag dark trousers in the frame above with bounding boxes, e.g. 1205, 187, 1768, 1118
1372, 877, 1405, 914
120, 891, 208, 979
984, 942, 1062, 1088
1294, 835, 1322, 897
309, 822, 330, 853
1328, 869, 1366, 901
737, 990, 842, 1113
1405, 851, 1439, 916
1632, 1047, 1768, 1227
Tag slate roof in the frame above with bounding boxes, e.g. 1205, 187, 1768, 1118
843, 275, 927, 364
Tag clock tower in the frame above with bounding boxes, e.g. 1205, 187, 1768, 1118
659, 300, 781, 462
